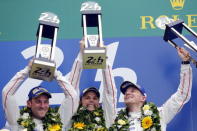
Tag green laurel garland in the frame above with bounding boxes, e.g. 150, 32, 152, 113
17, 107, 63, 131
68, 106, 107, 131
109, 102, 161, 131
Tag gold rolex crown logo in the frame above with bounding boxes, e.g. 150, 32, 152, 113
170, 0, 185, 10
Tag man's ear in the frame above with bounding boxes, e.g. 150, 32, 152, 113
27, 100, 32, 108
141, 95, 147, 102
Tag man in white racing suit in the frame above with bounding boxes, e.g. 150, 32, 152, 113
2, 60, 78, 131
61, 40, 117, 130
110, 47, 192, 131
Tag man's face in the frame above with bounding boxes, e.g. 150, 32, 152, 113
81, 91, 99, 111
27, 94, 49, 119
124, 87, 146, 105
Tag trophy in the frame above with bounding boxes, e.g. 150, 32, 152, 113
158, 17, 197, 67
29, 12, 60, 81
80, 1, 106, 69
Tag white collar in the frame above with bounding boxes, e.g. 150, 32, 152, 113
33, 118, 44, 131
33, 118, 42, 123
128, 111, 142, 119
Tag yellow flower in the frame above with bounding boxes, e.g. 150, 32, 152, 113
48, 124, 61, 131
141, 116, 153, 129
94, 112, 100, 116
21, 121, 29, 127
117, 119, 126, 125
143, 105, 150, 111
96, 128, 107, 131
73, 122, 86, 129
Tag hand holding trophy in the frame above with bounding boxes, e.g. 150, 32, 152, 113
156, 16, 197, 67
80, 1, 106, 69
29, 12, 60, 81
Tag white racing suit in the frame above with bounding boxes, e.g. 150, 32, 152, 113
2, 66, 78, 131
128, 64, 192, 131
62, 52, 117, 130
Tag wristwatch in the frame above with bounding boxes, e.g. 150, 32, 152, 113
181, 61, 190, 64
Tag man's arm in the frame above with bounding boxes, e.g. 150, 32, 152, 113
159, 48, 192, 124
58, 40, 84, 129
55, 70, 79, 129
102, 59, 117, 128
2, 65, 30, 126
68, 52, 83, 96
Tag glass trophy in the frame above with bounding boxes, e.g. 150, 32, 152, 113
29, 12, 60, 81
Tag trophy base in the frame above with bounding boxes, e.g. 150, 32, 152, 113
83, 47, 106, 69
29, 58, 56, 81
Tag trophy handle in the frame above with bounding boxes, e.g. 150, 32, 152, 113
170, 27, 197, 52
82, 15, 89, 48
98, 15, 103, 47
50, 28, 58, 61
35, 25, 43, 58
182, 23, 197, 38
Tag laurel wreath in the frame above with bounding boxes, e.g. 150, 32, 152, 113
68, 106, 107, 131
17, 106, 63, 131
109, 102, 161, 131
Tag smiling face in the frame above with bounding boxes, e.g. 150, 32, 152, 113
81, 91, 100, 111
27, 94, 49, 119
124, 87, 146, 106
